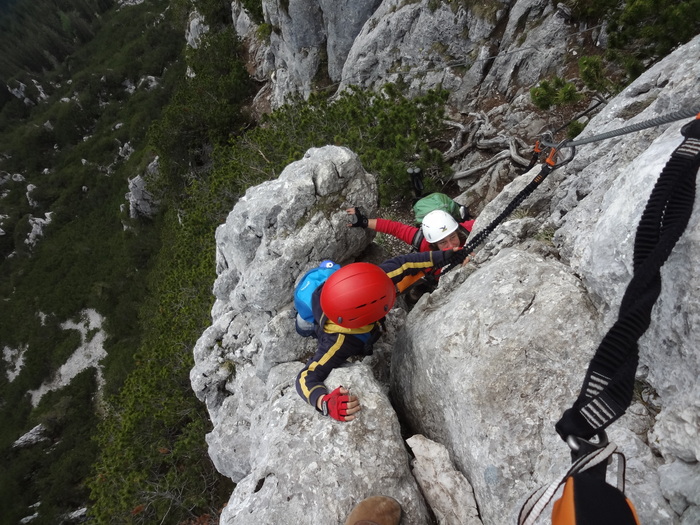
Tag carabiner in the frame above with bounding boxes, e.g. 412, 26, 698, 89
544, 140, 575, 169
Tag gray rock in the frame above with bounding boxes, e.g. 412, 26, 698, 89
125, 173, 158, 219
261, 0, 381, 107
250, 0, 588, 109
659, 460, 700, 516
211, 145, 377, 318
13, 424, 48, 448
407, 434, 481, 525
186, 11, 209, 49
391, 248, 606, 523
219, 363, 430, 525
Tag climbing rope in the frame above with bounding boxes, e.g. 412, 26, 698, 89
441, 144, 565, 273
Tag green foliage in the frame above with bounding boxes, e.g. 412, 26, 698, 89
256, 22, 273, 41
196, 0, 233, 26
0, 0, 116, 90
529, 76, 581, 110
148, 27, 256, 202
555, 82, 582, 105
608, 0, 700, 61
564, 0, 700, 81
0, 0, 200, 523
578, 55, 618, 96
88, 208, 233, 524
195, 84, 450, 219
564, 0, 616, 22
567, 120, 586, 139
529, 78, 558, 110
239, 0, 264, 23
0, 370, 100, 525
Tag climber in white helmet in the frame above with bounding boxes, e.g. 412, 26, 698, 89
346, 207, 474, 305
346, 206, 474, 252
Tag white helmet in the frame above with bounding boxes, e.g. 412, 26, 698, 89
421, 209, 459, 243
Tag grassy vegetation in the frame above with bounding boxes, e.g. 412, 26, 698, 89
0, 0, 199, 523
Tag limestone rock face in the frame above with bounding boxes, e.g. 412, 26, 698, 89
125, 173, 158, 219
192, 36, 700, 525
259, 0, 382, 107
392, 248, 606, 523
218, 363, 430, 525
237, 0, 586, 109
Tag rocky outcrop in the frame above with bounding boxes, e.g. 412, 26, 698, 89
257, 0, 382, 106
235, 0, 591, 110
191, 34, 700, 525
124, 158, 160, 219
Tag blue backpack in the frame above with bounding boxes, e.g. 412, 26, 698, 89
294, 260, 340, 324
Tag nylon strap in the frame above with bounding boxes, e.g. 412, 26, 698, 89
556, 116, 700, 441
440, 162, 554, 274
518, 442, 620, 525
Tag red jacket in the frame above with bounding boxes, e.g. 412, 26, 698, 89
374, 218, 475, 251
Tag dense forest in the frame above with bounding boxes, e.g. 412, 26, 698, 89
0, 0, 697, 523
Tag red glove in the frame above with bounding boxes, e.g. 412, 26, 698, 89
321, 386, 352, 421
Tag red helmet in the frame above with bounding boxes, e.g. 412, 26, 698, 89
320, 262, 396, 328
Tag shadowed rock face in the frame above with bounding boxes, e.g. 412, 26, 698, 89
191, 34, 700, 525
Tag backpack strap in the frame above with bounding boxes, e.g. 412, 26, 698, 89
411, 229, 424, 251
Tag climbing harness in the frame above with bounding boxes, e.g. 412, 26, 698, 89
518, 114, 700, 524
440, 105, 700, 275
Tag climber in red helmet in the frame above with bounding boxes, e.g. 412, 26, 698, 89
295, 248, 466, 421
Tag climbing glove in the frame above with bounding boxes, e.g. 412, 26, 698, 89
348, 207, 369, 228
321, 386, 352, 421
438, 247, 469, 268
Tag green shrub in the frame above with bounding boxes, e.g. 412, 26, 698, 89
567, 120, 586, 139
88, 208, 232, 525
555, 82, 582, 105
148, 27, 256, 201
240, 0, 265, 24
608, 0, 700, 61
198, 84, 450, 216
565, 0, 700, 82
578, 55, 617, 96
256, 22, 273, 41
530, 76, 583, 110
564, 0, 617, 22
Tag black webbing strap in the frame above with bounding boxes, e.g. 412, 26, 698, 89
440, 162, 555, 274
556, 116, 700, 441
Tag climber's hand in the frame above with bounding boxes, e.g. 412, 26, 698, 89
346, 207, 369, 228
321, 386, 360, 421
438, 247, 470, 268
